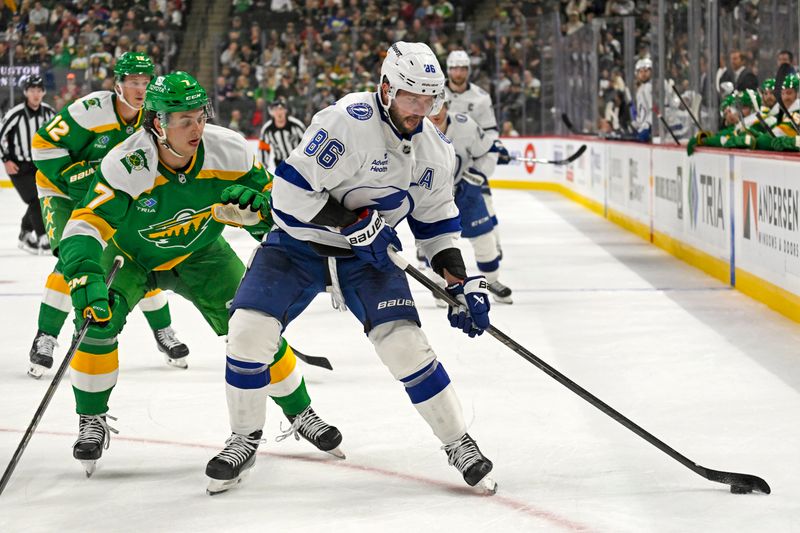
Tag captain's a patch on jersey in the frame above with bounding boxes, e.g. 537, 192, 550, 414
121, 149, 150, 174
346, 103, 373, 121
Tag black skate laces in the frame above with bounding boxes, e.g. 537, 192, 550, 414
34, 333, 58, 357
75, 414, 119, 450
277, 407, 328, 443
155, 327, 182, 348
443, 435, 482, 472
215, 433, 265, 465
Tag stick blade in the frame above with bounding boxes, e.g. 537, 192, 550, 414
705, 468, 771, 494
292, 348, 334, 371
563, 144, 587, 164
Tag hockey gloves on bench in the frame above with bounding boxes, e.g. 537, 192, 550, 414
214, 184, 272, 227
446, 276, 491, 338
66, 261, 114, 324
341, 209, 402, 272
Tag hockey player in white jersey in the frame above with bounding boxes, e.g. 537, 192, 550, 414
428, 100, 512, 303
219, 41, 497, 493
631, 58, 653, 142
444, 50, 510, 252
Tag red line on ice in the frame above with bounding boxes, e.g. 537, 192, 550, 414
1, 427, 596, 532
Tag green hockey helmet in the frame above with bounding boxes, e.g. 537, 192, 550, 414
737, 89, 761, 110
782, 73, 800, 91
720, 94, 736, 112
145, 71, 214, 125
113, 52, 155, 80
761, 78, 776, 92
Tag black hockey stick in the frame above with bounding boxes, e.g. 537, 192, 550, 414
388, 250, 771, 495
658, 115, 681, 145
670, 84, 703, 132
776, 99, 799, 135
292, 347, 333, 371
0, 256, 125, 496
561, 113, 578, 134
513, 144, 586, 166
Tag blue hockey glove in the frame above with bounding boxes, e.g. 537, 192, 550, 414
445, 276, 491, 337
492, 140, 511, 165
341, 209, 402, 272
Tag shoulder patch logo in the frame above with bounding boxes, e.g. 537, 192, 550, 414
121, 148, 150, 174
83, 97, 102, 110
346, 102, 373, 121
455, 114, 468, 123
138, 207, 213, 248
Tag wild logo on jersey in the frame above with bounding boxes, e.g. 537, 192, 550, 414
121, 149, 150, 174
83, 98, 102, 110
138, 207, 212, 249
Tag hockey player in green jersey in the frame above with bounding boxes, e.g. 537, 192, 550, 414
29, 52, 190, 377
57, 71, 342, 482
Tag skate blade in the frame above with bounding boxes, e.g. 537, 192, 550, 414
165, 355, 188, 369
206, 470, 249, 495
491, 295, 513, 305
81, 460, 97, 478
324, 446, 346, 460
27, 364, 45, 379
477, 475, 498, 495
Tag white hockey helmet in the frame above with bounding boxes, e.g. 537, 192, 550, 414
446, 50, 471, 71
635, 57, 653, 72
380, 41, 446, 115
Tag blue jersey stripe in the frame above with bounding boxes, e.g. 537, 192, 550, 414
225, 357, 270, 389
276, 161, 315, 192
402, 361, 452, 404
407, 215, 462, 240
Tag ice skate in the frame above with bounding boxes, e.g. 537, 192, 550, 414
28, 330, 57, 379
277, 406, 345, 459
73, 414, 118, 478
487, 280, 513, 304
443, 433, 497, 494
36, 234, 51, 255
416, 247, 429, 270
18, 230, 38, 255
153, 326, 190, 368
206, 430, 264, 495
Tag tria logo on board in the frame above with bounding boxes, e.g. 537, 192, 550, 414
743, 180, 758, 240
688, 163, 698, 228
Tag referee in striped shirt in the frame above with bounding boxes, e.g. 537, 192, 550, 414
258, 98, 306, 170
0, 75, 55, 253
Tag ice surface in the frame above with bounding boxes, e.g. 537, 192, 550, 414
0, 187, 797, 533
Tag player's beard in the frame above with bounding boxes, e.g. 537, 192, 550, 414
389, 107, 422, 134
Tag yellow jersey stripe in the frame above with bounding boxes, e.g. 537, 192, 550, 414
70, 208, 116, 241
196, 169, 247, 181
269, 346, 298, 384
71, 348, 119, 375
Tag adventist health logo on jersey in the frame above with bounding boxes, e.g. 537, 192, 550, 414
139, 207, 212, 249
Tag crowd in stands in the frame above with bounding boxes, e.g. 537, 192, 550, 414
0, 0, 189, 112
213, 0, 655, 138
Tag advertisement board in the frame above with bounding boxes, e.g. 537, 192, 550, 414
737, 157, 800, 294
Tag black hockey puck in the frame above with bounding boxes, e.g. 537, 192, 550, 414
730, 485, 752, 494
